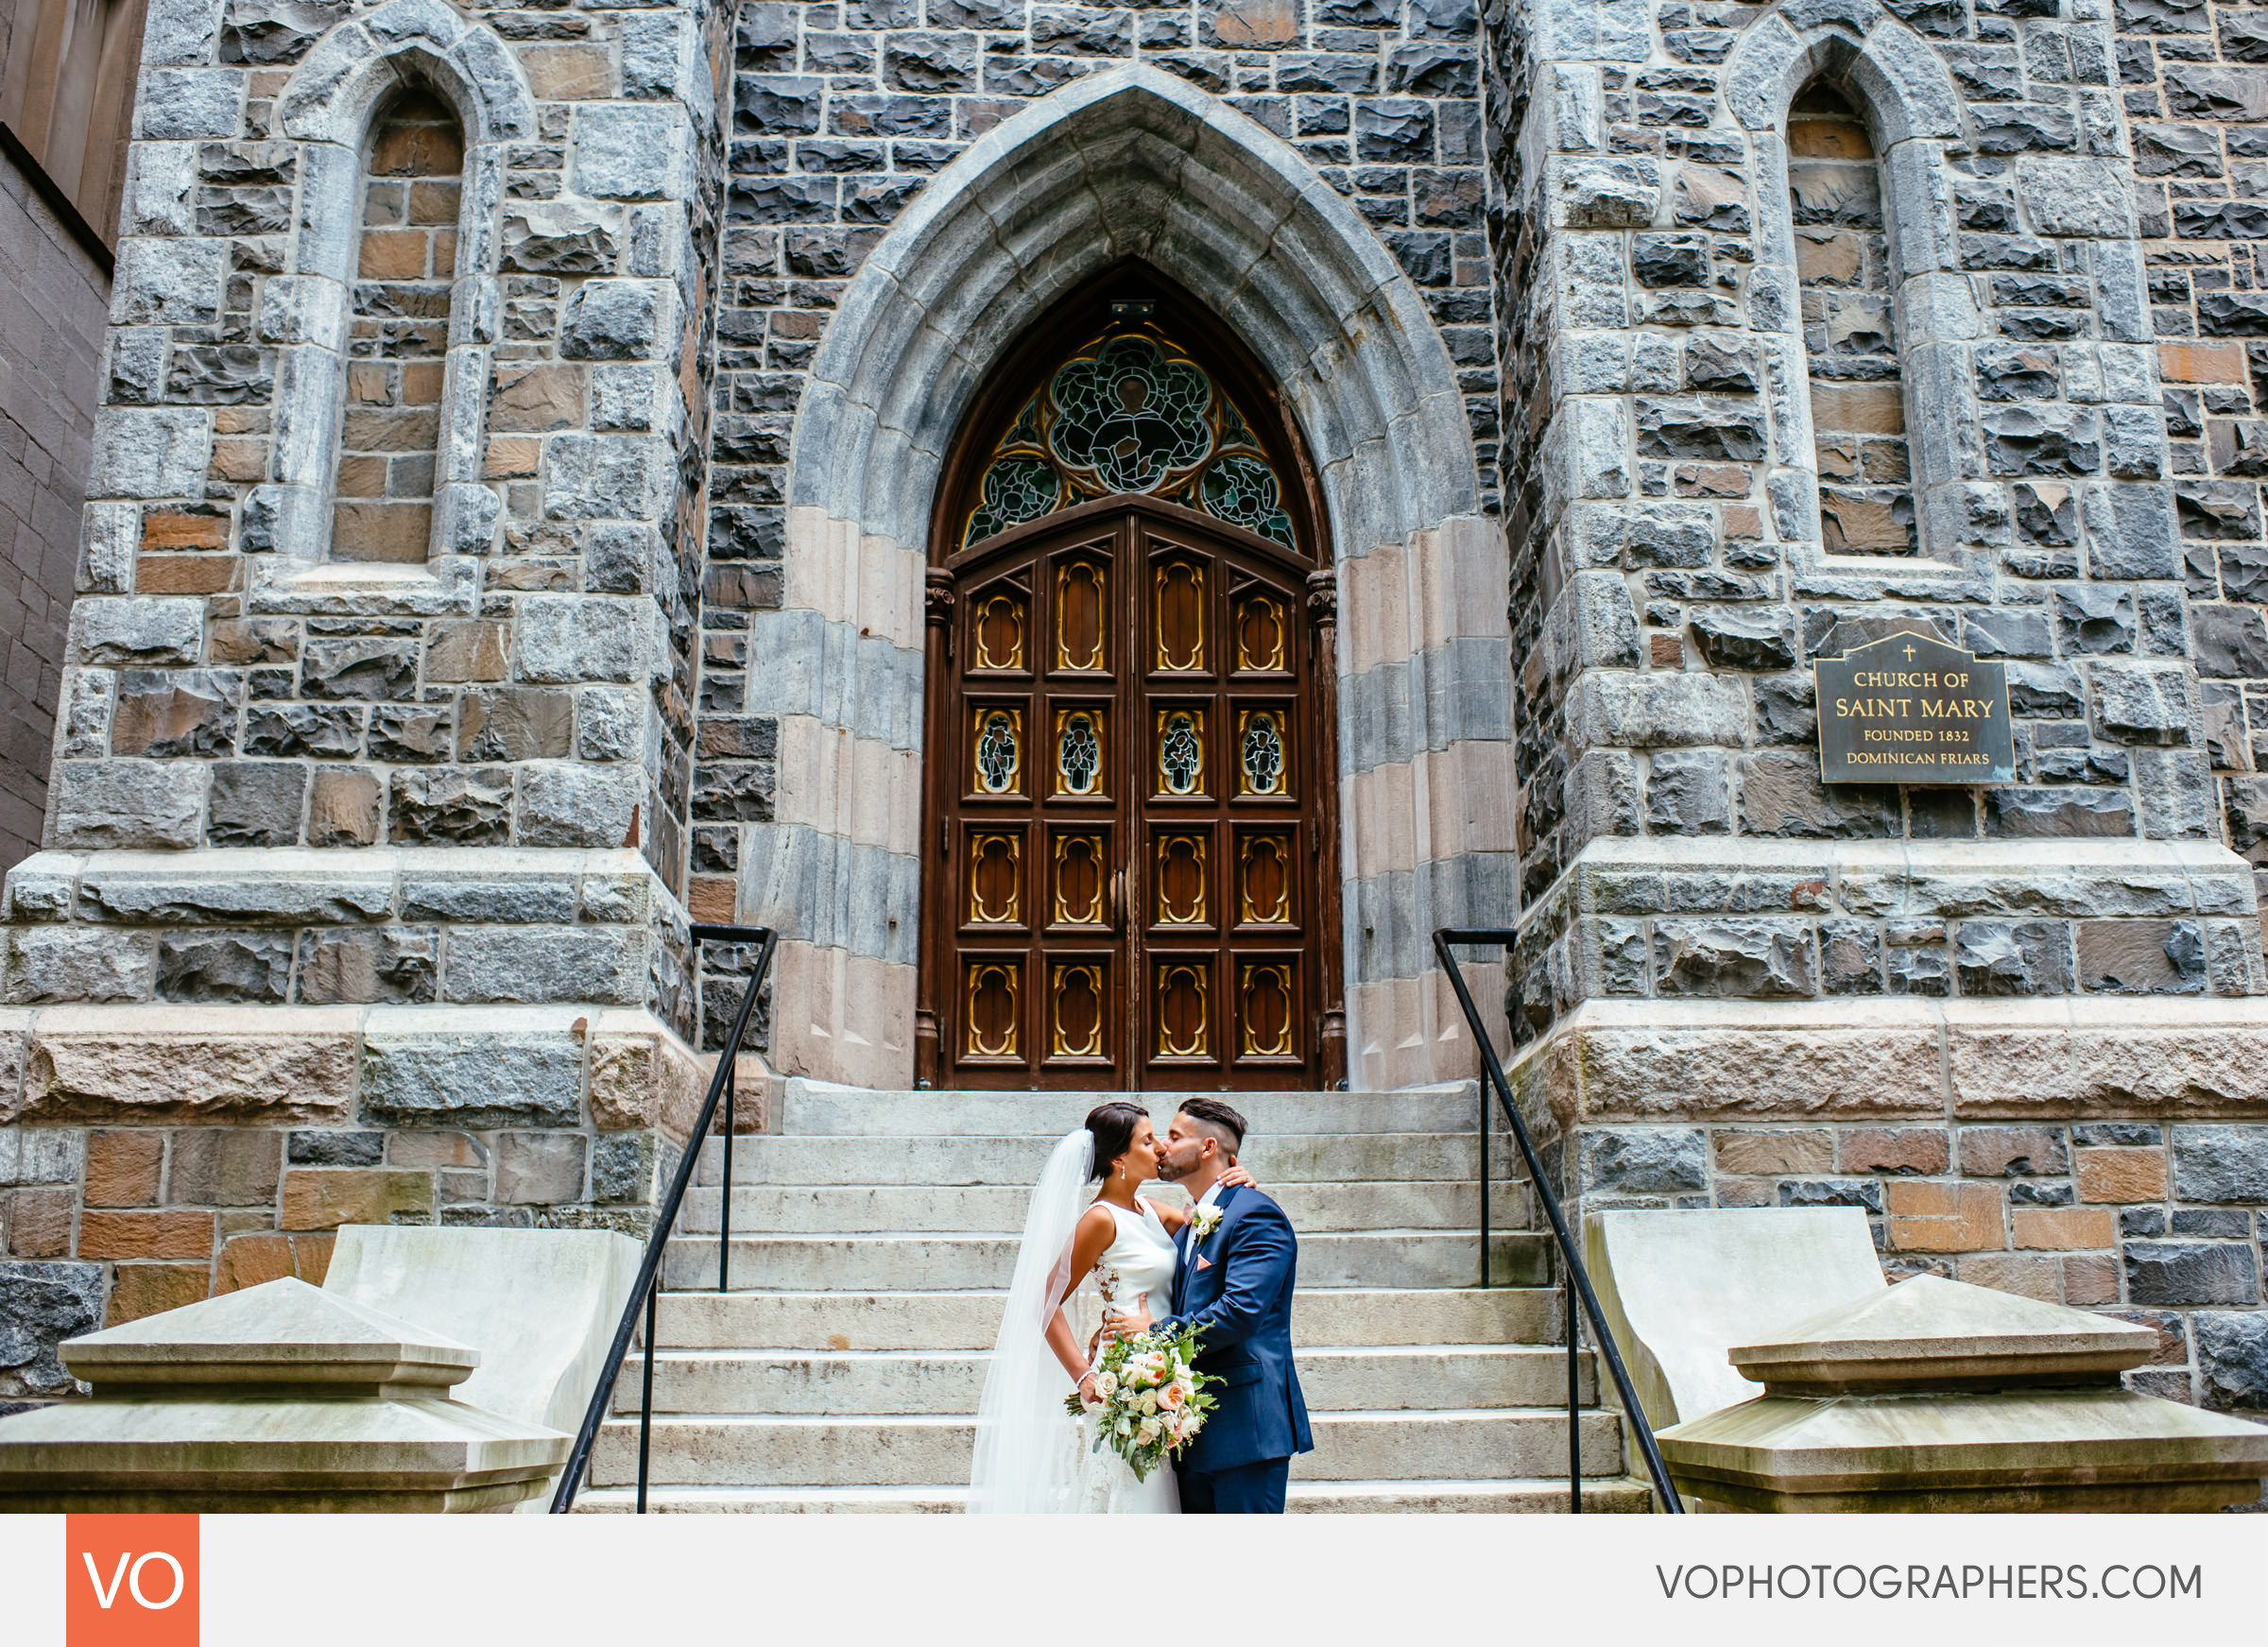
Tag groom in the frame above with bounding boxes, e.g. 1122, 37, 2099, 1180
1117, 1097, 1312, 1514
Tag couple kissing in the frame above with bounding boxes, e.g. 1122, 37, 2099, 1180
969, 1097, 1314, 1515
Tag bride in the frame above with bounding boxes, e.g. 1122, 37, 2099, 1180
967, 1101, 1253, 1514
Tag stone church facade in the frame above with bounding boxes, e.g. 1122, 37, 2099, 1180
1, 0, 2265, 1415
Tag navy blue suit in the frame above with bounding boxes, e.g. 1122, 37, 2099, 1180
1153, 1181, 1312, 1514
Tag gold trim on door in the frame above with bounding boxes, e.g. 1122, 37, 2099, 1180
1051, 832, 1108, 927
964, 960, 1021, 1059
1051, 962, 1106, 1059
972, 592, 1026, 671
1154, 832, 1208, 926
1056, 560, 1107, 672
1154, 560, 1206, 672
967, 832, 1021, 925
1154, 960, 1210, 1059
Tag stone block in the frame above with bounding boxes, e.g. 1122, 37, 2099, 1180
1712, 1129, 1833, 1176
0, 1259, 104, 1397
104, 1262, 211, 1326
288, 1131, 383, 1167
2171, 1124, 2268, 1203
279, 1169, 435, 1231
213, 1229, 335, 1294
459, 689, 572, 763
295, 929, 438, 1006
500, 200, 622, 275
2012, 1207, 2115, 1250
493, 1133, 588, 1205
389, 767, 510, 846
360, 1028, 583, 1129
1954, 921, 2073, 996
2195, 1312, 2268, 1410
388, 1132, 486, 1170
590, 1132, 659, 1205
167, 1129, 284, 1207
2075, 1149, 2167, 1204
156, 934, 292, 1003
7, 1187, 74, 1257
1578, 1127, 1709, 1194
309, 769, 383, 849
5, 928, 158, 1005
1735, 753, 1898, 838
2124, 1241, 2260, 1306
1839, 1128, 1950, 1175
2075, 918, 2206, 994
1950, 1251, 2062, 1302
1885, 1179, 2006, 1252
1643, 749, 1729, 834
441, 927, 646, 1005
515, 595, 655, 683
517, 763, 642, 849
78, 1209, 215, 1261
85, 1131, 163, 1207
1959, 1125, 2070, 1177
0, 1132, 84, 1188
1564, 671, 1746, 756
13, 1008, 357, 1126
208, 763, 308, 848
1654, 920, 1815, 998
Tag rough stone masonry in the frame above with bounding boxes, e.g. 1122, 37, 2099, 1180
0, 0, 2263, 1429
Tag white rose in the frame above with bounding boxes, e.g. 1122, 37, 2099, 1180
1137, 1417, 1161, 1445
1140, 1390, 1159, 1415
1094, 1371, 1118, 1399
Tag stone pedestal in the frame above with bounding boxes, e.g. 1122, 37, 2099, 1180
1658, 1274, 2268, 1512
0, 1277, 568, 1512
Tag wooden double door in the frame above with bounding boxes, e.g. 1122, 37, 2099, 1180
917, 497, 1341, 1090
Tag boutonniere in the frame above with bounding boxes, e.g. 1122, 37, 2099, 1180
1191, 1204, 1224, 1242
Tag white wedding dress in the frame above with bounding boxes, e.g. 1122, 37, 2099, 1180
967, 1129, 1182, 1515
1074, 1200, 1182, 1515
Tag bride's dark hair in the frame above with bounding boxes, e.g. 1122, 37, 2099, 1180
1083, 1102, 1148, 1183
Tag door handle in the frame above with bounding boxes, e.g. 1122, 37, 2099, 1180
1111, 870, 1125, 933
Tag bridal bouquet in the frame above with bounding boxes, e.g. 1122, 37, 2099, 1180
1065, 1323, 1215, 1484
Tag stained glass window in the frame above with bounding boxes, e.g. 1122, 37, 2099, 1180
1241, 711, 1285, 796
961, 326, 1299, 551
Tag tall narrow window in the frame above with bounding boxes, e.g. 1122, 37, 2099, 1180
1788, 85, 1914, 555
334, 88, 463, 562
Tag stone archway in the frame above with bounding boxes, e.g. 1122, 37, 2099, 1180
747, 63, 1512, 1091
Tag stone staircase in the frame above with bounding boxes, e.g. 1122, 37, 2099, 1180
575, 1084, 1653, 1512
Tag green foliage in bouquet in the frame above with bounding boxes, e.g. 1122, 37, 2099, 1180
1064, 1325, 1216, 1484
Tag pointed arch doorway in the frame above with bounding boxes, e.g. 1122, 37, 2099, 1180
914, 270, 1345, 1091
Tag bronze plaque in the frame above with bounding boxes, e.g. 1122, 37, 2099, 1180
1814, 629, 2014, 784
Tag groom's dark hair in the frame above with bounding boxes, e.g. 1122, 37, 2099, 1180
1175, 1097, 1246, 1160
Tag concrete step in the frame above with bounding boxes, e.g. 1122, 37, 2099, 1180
778, 1081, 1483, 1138
649, 1287, 1566, 1351
679, 1178, 1523, 1235
659, 1230, 1549, 1292
697, 1132, 1518, 1187
613, 1344, 1596, 1415
571, 1477, 1656, 1514
591, 1407, 1627, 1488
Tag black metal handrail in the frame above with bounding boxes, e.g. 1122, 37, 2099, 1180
550, 923, 777, 1514
1434, 928, 1684, 1515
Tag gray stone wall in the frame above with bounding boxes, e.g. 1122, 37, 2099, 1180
1486, 0, 2268, 1411
0, 146, 110, 876
1486, 0, 2235, 1029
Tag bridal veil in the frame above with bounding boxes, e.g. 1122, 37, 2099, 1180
967, 1126, 1092, 1514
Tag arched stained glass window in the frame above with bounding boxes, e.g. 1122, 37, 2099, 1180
961, 328, 1298, 552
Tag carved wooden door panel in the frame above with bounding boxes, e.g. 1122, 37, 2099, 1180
921, 497, 1331, 1090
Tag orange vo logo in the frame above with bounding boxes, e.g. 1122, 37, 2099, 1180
66, 1516, 198, 1646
